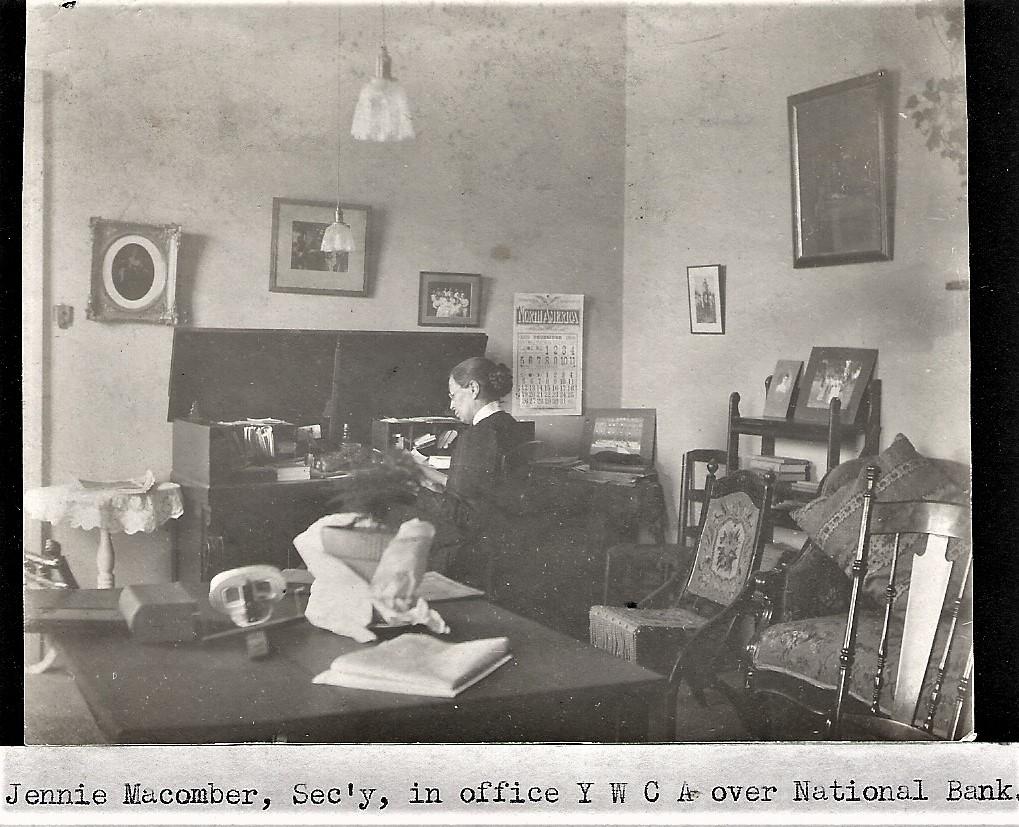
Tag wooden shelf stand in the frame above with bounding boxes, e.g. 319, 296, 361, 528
726, 378, 881, 480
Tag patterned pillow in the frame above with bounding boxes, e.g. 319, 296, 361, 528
791, 434, 965, 608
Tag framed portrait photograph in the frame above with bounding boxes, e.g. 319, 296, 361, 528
269, 197, 371, 296
789, 70, 893, 268
763, 359, 803, 419
418, 272, 482, 327
86, 218, 182, 324
794, 347, 878, 425
687, 264, 725, 334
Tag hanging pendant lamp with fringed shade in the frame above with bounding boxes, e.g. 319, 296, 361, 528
351, 4, 415, 142
322, 6, 356, 257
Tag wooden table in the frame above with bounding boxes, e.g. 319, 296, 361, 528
24, 481, 183, 588
35, 589, 669, 744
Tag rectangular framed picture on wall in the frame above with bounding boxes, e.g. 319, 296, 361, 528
789, 70, 893, 268
269, 197, 371, 296
687, 264, 725, 334
418, 272, 482, 327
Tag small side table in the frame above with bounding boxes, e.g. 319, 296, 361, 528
24, 480, 184, 588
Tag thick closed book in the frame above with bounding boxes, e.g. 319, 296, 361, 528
313, 633, 512, 697
748, 454, 809, 467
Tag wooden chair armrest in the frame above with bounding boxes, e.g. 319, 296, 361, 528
667, 578, 759, 690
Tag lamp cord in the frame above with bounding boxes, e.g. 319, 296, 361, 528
335, 5, 342, 215
381, 2, 387, 46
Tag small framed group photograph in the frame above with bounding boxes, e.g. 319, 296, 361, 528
269, 197, 371, 296
418, 272, 482, 327
687, 264, 725, 334
795, 347, 878, 424
86, 217, 182, 325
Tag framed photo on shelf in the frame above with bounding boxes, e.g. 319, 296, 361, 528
86, 217, 182, 325
269, 197, 371, 296
581, 408, 657, 472
763, 359, 803, 419
794, 347, 878, 425
418, 272, 482, 327
687, 264, 725, 334
789, 70, 893, 268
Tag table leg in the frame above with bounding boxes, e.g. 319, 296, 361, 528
96, 528, 115, 589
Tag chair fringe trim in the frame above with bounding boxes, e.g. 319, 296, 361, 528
590, 617, 638, 663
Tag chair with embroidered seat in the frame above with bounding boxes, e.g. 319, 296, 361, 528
744, 465, 973, 741
589, 469, 775, 681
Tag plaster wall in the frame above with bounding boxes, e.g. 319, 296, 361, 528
25, 3, 627, 585
622, 4, 970, 536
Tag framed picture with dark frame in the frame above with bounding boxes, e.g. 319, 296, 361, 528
418, 271, 482, 327
687, 264, 724, 334
86, 217, 182, 325
789, 70, 893, 268
581, 408, 656, 472
794, 347, 878, 425
269, 197, 371, 296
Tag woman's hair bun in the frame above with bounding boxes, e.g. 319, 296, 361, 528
451, 356, 514, 401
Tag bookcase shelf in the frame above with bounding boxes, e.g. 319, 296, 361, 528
726, 378, 881, 483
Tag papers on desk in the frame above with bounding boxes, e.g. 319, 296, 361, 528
214, 417, 291, 426
313, 633, 512, 697
565, 463, 654, 484
76, 469, 156, 494
378, 416, 459, 424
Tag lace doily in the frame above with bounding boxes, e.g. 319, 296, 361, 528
24, 481, 184, 535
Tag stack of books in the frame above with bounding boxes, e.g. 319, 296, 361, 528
747, 455, 811, 482
788, 479, 821, 497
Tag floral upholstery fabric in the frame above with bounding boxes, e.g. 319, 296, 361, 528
791, 434, 967, 611
753, 610, 971, 739
687, 490, 761, 606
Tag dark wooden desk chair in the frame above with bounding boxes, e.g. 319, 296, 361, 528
589, 470, 775, 686
745, 466, 973, 741
598, 449, 727, 607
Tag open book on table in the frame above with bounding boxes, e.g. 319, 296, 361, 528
313, 634, 512, 698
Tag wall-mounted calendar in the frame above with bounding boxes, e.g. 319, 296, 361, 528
512, 293, 584, 417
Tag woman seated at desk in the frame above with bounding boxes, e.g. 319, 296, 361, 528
412, 357, 526, 579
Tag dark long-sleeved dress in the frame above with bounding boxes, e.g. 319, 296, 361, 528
445, 410, 524, 510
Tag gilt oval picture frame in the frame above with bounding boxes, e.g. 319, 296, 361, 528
88, 218, 182, 325
102, 234, 167, 310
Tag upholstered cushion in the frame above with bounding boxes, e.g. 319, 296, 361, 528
589, 604, 709, 674
752, 611, 970, 738
791, 434, 966, 608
